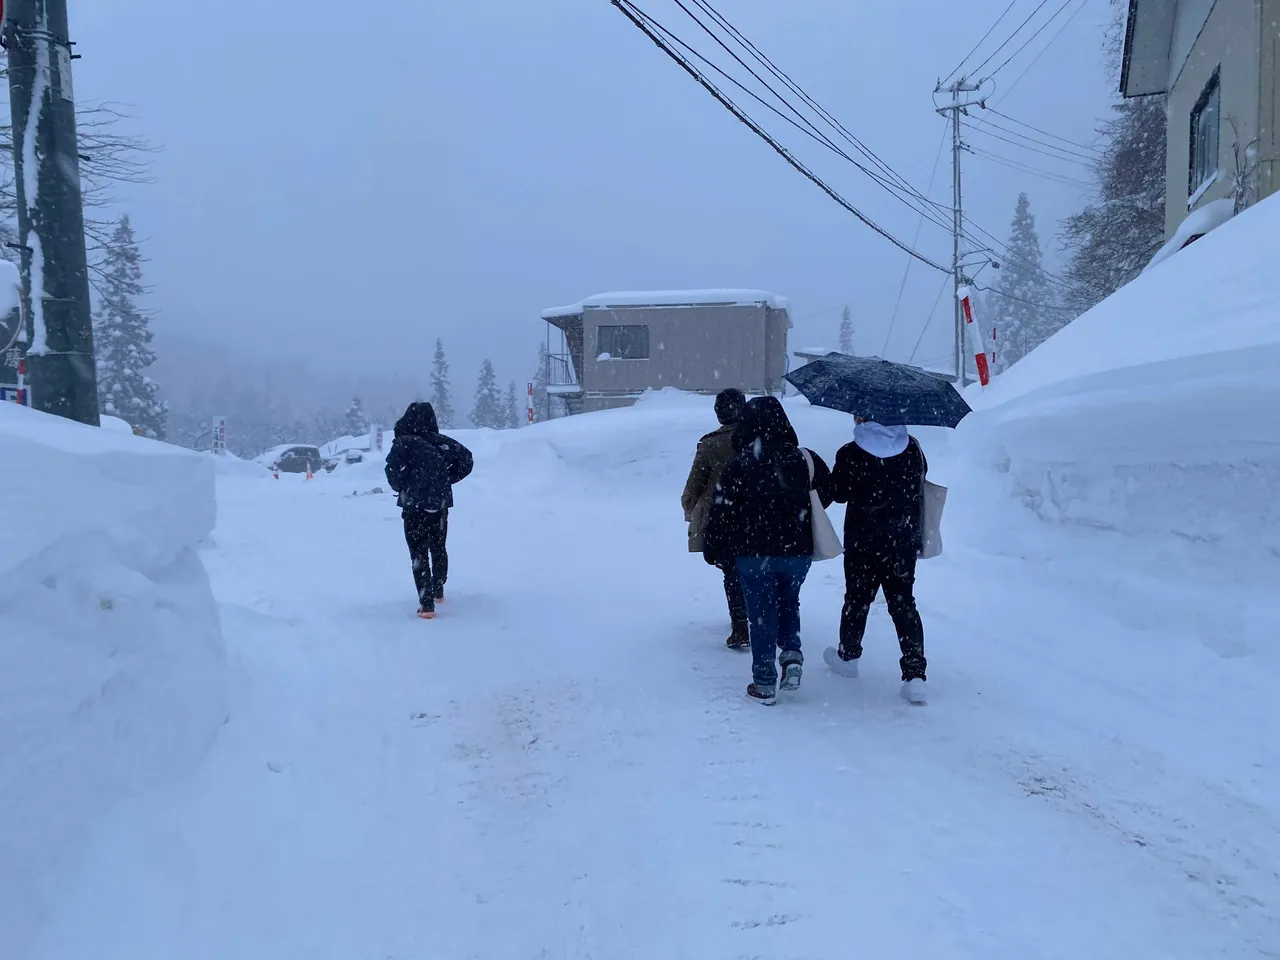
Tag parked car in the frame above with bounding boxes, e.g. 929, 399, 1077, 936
256, 444, 325, 474
344, 449, 364, 464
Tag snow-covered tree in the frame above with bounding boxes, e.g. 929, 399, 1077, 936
430, 338, 456, 428
531, 342, 549, 423
94, 215, 166, 438
343, 395, 367, 436
990, 193, 1056, 371
470, 359, 504, 428
505, 381, 522, 430
838, 305, 854, 355
1059, 2, 1166, 312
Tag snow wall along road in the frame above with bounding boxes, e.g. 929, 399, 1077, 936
0, 404, 228, 959
950, 192, 1280, 702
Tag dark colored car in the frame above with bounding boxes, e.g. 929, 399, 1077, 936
260, 445, 325, 474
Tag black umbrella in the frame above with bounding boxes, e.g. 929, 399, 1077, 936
784, 353, 972, 428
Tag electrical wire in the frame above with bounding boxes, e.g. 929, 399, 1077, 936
983, 106, 1101, 153
990, 0, 1094, 103
962, 214, 1073, 290
987, 0, 1079, 78
970, 148, 1097, 188
975, 282, 1075, 311
612, 0, 952, 273
884, 123, 949, 356
968, 0, 1053, 77
970, 117, 1099, 159
908, 274, 954, 364
962, 123, 1096, 166
944, 0, 1019, 83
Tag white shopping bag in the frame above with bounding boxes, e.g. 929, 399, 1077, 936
919, 480, 947, 560
802, 448, 843, 562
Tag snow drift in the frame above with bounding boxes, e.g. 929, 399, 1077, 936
0, 404, 228, 960
952, 193, 1280, 657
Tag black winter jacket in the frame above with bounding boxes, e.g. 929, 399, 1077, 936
704, 397, 832, 561
828, 436, 927, 555
384, 402, 474, 512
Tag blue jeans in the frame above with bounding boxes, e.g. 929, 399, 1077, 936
736, 556, 813, 687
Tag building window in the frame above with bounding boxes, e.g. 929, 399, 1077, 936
1188, 68, 1220, 201
596, 324, 650, 360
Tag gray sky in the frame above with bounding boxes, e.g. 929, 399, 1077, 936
72, 0, 1113, 396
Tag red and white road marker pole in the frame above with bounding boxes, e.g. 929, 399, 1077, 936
956, 286, 991, 387
527, 382, 535, 424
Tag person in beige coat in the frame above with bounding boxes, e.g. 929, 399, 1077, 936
682, 389, 749, 648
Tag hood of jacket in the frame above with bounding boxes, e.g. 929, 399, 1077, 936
854, 420, 909, 458
395, 401, 439, 439
734, 396, 799, 457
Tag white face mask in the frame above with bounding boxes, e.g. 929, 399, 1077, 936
854, 421, 910, 458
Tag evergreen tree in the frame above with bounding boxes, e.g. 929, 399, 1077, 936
531, 342, 550, 422
94, 215, 167, 439
343, 395, 367, 436
470, 359, 504, 428
991, 193, 1056, 371
1059, 2, 1167, 312
430, 338, 456, 428
505, 381, 521, 430
838, 305, 854, 355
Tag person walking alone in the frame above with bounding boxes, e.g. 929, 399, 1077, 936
384, 401, 474, 619
705, 397, 832, 705
824, 418, 929, 703
682, 388, 750, 649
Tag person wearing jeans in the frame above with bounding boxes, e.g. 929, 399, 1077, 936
736, 556, 813, 691
704, 397, 831, 705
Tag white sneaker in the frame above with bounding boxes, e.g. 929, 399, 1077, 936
823, 646, 860, 678
900, 679, 927, 705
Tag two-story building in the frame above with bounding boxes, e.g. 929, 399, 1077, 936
1122, 0, 1280, 237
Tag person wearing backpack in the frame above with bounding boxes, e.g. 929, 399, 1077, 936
384, 401, 474, 619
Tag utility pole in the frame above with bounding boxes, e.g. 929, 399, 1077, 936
3, 0, 99, 425
934, 78, 984, 388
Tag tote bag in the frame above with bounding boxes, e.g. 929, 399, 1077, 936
801, 448, 843, 562
919, 480, 947, 560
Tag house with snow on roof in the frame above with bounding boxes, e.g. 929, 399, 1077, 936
540, 290, 791, 415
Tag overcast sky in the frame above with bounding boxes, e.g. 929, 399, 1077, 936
71, 0, 1114, 396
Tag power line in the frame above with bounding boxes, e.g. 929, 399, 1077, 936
983, 106, 1101, 153
970, 148, 1097, 188
974, 282, 1076, 312
988, 0, 1079, 78
962, 214, 1073, 290
962, 123, 1096, 166
944, 0, 1018, 83
884, 123, 949, 356
968, 0, 1053, 77
991, 0, 1094, 103
684, 0, 948, 214
612, 0, 951, 273
971, 117, 1099, 159
908, 274, 954, 364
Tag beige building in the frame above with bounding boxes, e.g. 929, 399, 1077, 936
541, 290, 791, 415
1122, 0, 1280, 236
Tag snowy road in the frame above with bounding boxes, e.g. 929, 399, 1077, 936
34, 420, 1280, 959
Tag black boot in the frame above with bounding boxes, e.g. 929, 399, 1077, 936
726, 621, 750, 650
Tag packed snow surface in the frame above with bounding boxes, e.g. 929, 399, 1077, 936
10, 200, 1280, 957
542, 288, 789, 318
1144, 196, 1235, 273
0, 404, 226, 959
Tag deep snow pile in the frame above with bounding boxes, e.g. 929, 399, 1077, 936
0, 405, 227, 959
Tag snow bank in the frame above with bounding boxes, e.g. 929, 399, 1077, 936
950, 194, 1280, 657
212, 450, 272, 479
0, 405, 227, 959
99, 414, 133, 434
1143, 197, 1235, 274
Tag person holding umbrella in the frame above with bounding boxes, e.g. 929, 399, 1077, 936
783, 354, 971, 706
825, 418, 929, 704
682, 388, 750, 649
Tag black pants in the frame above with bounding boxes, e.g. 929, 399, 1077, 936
718, 560, 748, 628
403, 509, 448, 609
839, 548, 926, 681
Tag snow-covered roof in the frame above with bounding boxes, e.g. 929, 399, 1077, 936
1143, 198, 1235, 274
541, 289, 789, 319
